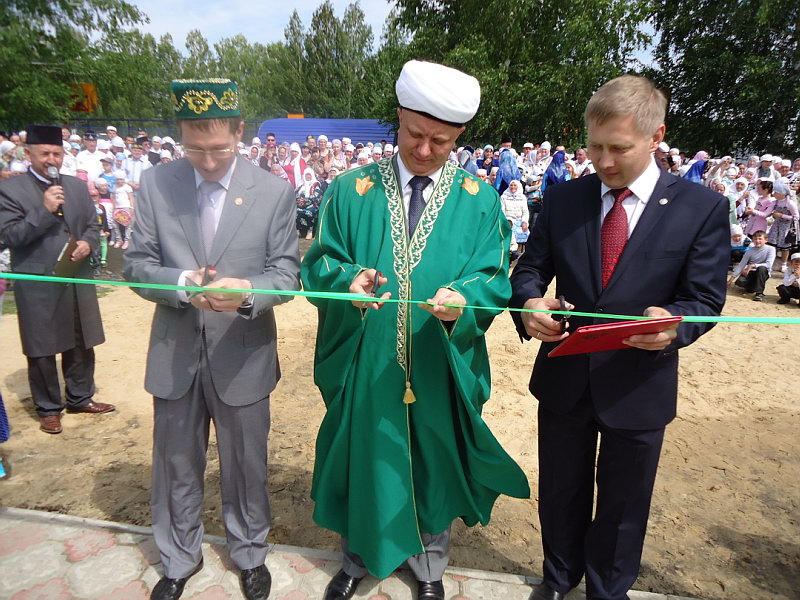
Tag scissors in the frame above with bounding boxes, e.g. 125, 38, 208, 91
370, 270, 383, 297
187, 265, 216, 299
551, 294, 571, 334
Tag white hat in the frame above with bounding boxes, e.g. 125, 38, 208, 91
358, 151, 370, 160
110, 137, 125, 148
657, 142, 670, 153
236, 141, 245, 148
162, 136, 175, 145
251, 137, 261, 145
476, 168, 487, 176
790, 252, 800, 261
782, 159, 791, 167
94, 177, 108, 186
160, 149, 172, 159
97, 139, 110, 150
773, 180, 790, 196
113, 169, 126, 179
106, 125, 117, 132
345, 144, 355, 152
730, 224, 743, 235
0, 140, 15, 156
669, 147, 679, 155
69, 134, 81, 142
371, 145, 382, 155
396, 60, 480, 125
342, 137, 351, 145
540, 141, 552, 151
152, 136, 162, 143
318, 134, 328, 142
290, 142, 301, 153
523, 142, 534, 149
760, 154, 773, 162
10, 161, 27, 173
726, 167, 738, 177
384, 143, 394, 152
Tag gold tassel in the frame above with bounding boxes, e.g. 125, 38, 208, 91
403, 381, 416, 404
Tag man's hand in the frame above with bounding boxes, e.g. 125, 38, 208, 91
71, 240, 91, 261
350, 269, 391, 310
199, 277, 253, 312
43, 185, 65, 213
419, 288, 466, 322
623, 306, 678, 351
520, 297, 573, 342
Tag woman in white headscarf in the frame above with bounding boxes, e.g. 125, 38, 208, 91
500, 180, 530, 258
284, 142, 306, 188
296, 167, 321, 239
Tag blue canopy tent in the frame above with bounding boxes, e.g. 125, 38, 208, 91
257, 118, 395, 146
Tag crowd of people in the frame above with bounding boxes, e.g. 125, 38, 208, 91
2, 126, 799, 305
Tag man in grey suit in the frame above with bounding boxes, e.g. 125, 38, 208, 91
124, 79, 300, 600
0, 124, 114, 435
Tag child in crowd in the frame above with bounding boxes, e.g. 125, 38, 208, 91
744, 179, 776, 236
112, 169, 134, 249
730, 224, 751, 265
88, 183, 110, 270
728, 230, 776, 301
776, 252, 800, 305
99, 156, 116, 191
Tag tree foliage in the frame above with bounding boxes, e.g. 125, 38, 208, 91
649, 0, 799, 155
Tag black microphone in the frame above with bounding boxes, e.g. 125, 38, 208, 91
46, 166, 63, 218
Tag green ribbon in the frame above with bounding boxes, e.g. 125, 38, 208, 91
2, 272, 799, 325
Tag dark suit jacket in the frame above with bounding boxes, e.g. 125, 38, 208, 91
510, 170, 729, 430
0, 171, 104, 357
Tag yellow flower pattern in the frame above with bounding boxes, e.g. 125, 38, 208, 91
355, 176, 375, 196
461, 178, 479, 195
218, 89, 238, 110
186, 91, 215, 115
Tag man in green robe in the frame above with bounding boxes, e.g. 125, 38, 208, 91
301, 60, 530, 600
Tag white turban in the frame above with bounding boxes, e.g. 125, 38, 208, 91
396, 60, 480, 125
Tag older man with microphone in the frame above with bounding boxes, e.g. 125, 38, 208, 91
0, 124, 113, 435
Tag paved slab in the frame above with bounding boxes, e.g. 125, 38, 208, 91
0, 507, 696, 599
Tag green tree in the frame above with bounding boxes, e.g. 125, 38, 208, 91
182, 29, 215, 79
0, 0, 145, 125
387, 0, 652, 147
649, 0, 800, 155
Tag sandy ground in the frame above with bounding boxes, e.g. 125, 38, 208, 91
0, 252, 798, 600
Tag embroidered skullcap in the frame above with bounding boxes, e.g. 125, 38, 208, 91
26, 125, 62, 145
396, 60, 480, 127
760, 154, 773, 162
170, 79, 241, 120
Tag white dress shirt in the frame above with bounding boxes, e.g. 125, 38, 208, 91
395, 154, 443, 216
600, 158, 661, 237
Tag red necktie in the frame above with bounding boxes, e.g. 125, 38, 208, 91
600, 187, 633, 288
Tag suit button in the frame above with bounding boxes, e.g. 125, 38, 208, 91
596, 306, 604, 313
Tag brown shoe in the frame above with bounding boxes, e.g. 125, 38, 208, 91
40, 415, 63, 434
66, 401, 115, 414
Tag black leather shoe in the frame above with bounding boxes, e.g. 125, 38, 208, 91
529, 582, 566, 600
150, 561, 203, 600
240, 564, 271, 600
323, 569, 362, 600
417, 579, 445, 599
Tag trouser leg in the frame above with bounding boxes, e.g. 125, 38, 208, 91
341, 528, 451, 580
207, 385, 272, 571
99, 237, 108, 263
777, 285, 791, 300
538, 399, 597, 593
61, 292, 96, 408
583, 424, 665, 600
405, 528, 451, 581
747, 266, 770, 293
27, 355, 63, 416
151, 377, 211, 579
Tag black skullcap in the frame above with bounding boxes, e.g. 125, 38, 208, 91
27, 125, 62, 145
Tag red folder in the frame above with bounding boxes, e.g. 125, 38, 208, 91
547, 316, 683, 358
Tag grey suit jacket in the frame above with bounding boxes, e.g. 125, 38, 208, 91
123, 157, 300, 405
0, 172, 104, 357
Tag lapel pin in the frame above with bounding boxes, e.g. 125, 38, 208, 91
658, 198, 668, 205
234, 197, 243, 206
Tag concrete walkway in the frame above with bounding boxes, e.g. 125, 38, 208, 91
0, 507, 697, 600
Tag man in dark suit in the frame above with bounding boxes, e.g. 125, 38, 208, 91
0, 125, 114, 435
510, 76, 729, 600
124, 79, 300, 600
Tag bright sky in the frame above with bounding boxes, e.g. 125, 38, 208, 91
128, 0, 395, 52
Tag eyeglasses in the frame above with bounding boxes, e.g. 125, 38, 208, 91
183, 147, 235, 158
